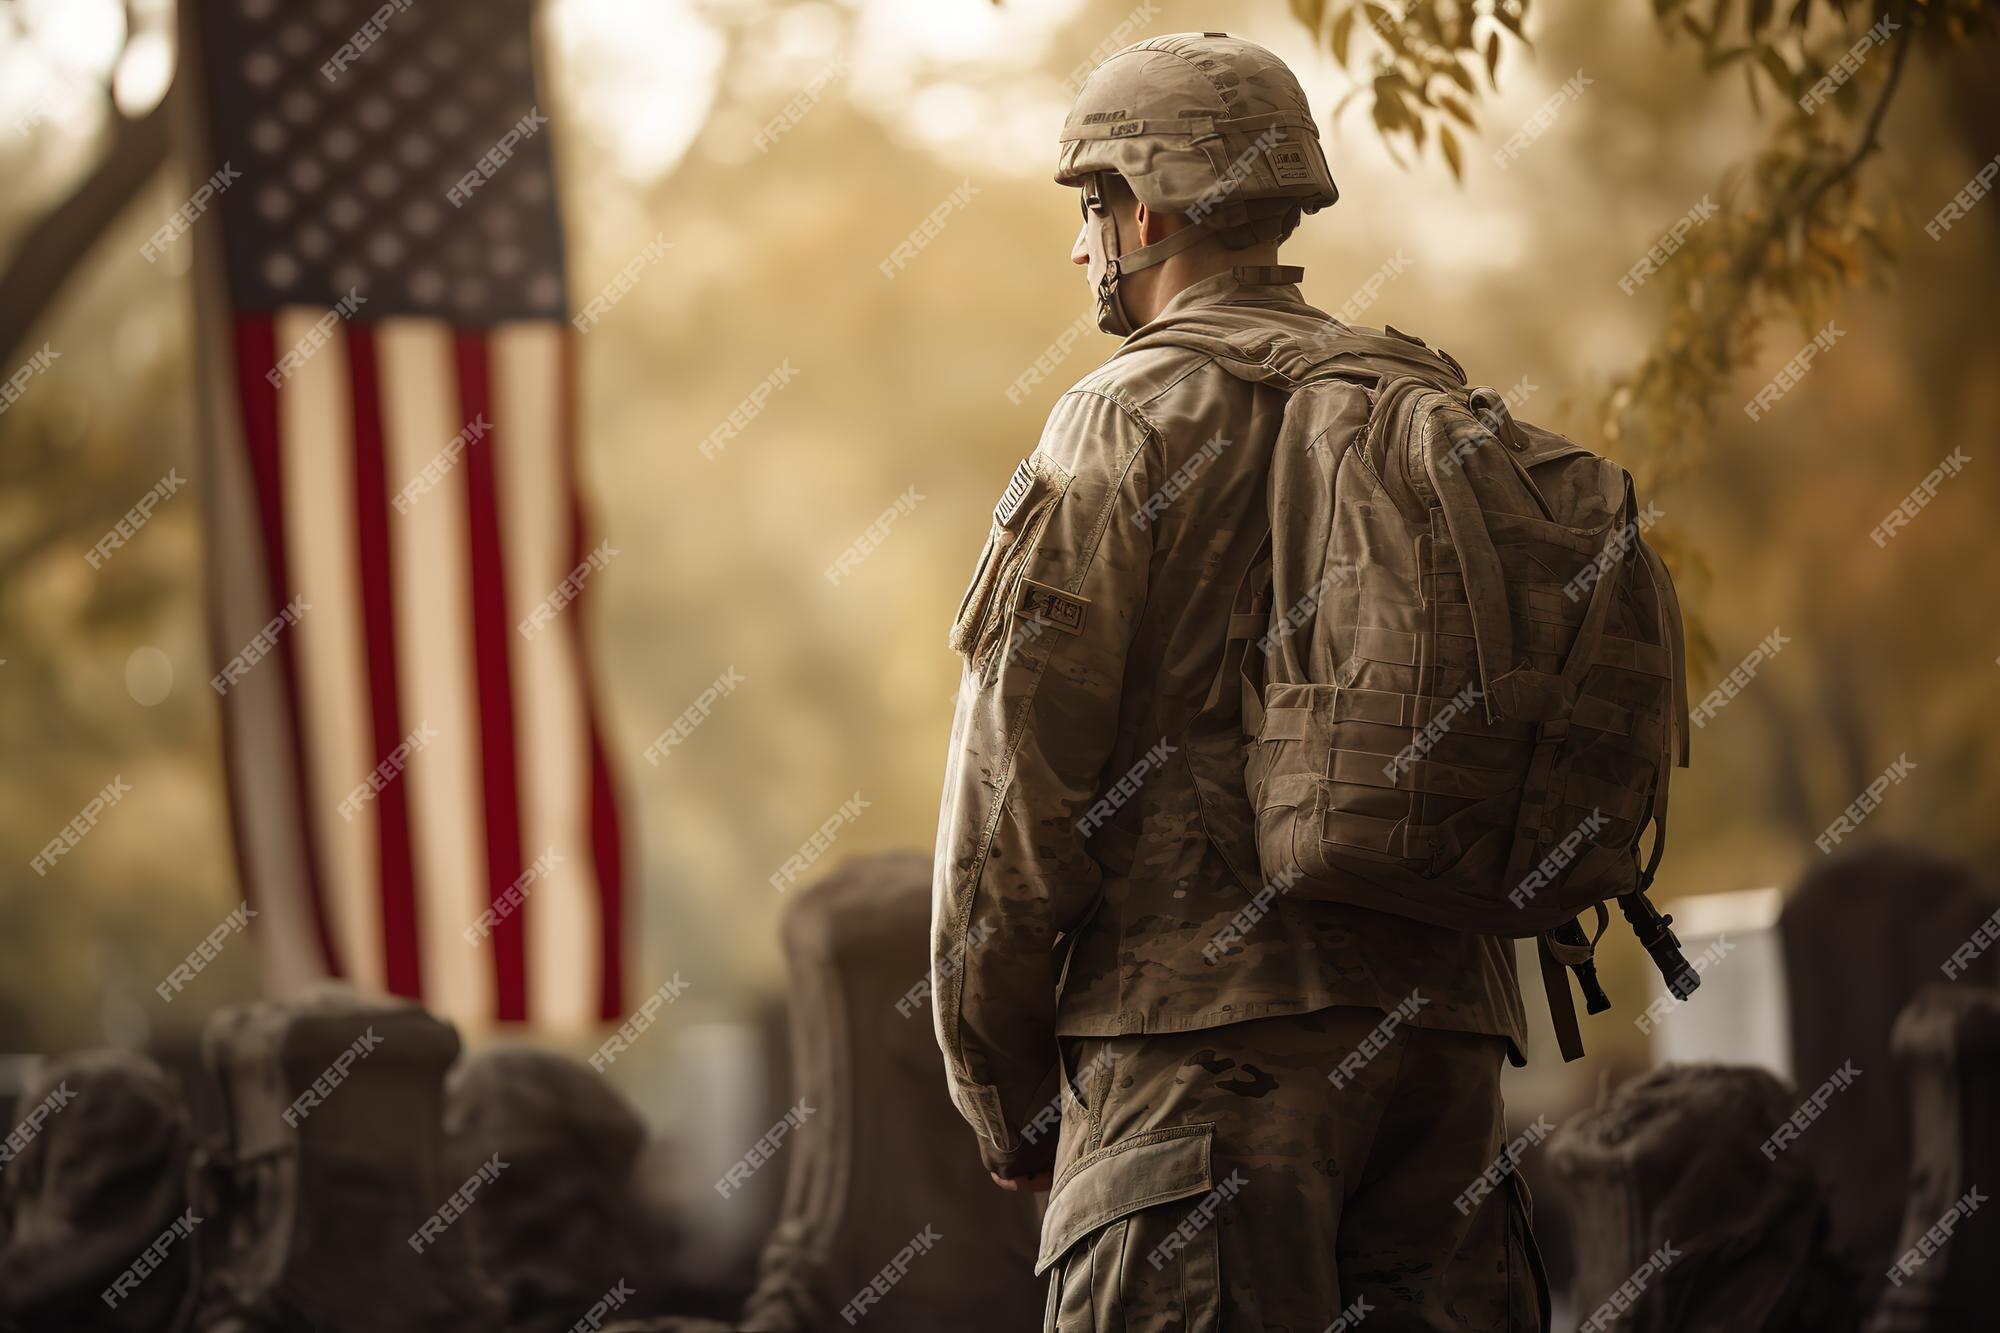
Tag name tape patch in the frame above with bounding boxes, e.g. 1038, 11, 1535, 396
1266, 144, 1313, 185
1015, 577, 1088, 636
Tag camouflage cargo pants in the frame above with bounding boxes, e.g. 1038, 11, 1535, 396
1038, 1007, 1548, 1332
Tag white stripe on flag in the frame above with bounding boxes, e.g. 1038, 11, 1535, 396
182, 0, 326, 995
194, 315, 325, 993
494, 322, 601, 1031
378, 319, 492, 1031
276, 307, 385, 993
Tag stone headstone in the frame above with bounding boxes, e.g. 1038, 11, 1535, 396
735, 851, 1043, 1332
0, 1049, 197, 1332
443, 1046, 682, 1329
1780, 843, 2000, 1298
1867, 986, 2000, 1332
1546, 1063, 1860, 1333
196, 987, 501, 1331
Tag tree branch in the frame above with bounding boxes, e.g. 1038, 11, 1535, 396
0, 99, 172, 365
1736, 21, 1911, 290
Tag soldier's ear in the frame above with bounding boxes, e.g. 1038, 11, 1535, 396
1133, 201, 1180, 248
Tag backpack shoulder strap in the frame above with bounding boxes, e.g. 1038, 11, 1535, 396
1119, 309, 1468, 393
1512, 418, 1593, 469
1638, 539, 1691, 770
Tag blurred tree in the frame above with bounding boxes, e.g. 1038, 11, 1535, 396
0, 4, 170, 363
1289, 0, 1997, 487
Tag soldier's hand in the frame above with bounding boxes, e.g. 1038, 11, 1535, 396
978, 1121, 1057, 1186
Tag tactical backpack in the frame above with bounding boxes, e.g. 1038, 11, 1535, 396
1129, 313, 1699, 1060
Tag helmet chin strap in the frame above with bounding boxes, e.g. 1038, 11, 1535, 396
1090, 192, 1216, 337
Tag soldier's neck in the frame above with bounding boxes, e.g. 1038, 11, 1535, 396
1126, 242, 1285, 323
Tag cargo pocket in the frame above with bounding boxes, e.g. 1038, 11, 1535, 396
1038, 1124, 1223, 1333
950, 454, 1072, 676
1505, 1172, 1552, 1332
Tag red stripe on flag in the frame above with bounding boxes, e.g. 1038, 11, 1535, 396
559, 337, 627, 1019
232, 315, 344, 979
455, 332, 530, 1021
346, 325, 424, 1000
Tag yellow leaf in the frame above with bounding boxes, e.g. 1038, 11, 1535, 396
1331, 6, 1357, 64
1440, 123, 1464, 182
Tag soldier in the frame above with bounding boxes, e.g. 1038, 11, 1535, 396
931, 32, 1548, 1331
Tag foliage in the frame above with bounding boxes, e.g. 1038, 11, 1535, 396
1287, 0, 1993, 689
1296, 0, 1997, 488
1291, 0, 1535, 183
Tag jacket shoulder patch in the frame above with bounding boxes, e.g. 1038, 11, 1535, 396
995, 458, 1038, 525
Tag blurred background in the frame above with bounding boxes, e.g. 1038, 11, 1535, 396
3, 0, 1998, 1326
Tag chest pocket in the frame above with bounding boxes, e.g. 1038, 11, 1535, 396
949, 453, 1072, 675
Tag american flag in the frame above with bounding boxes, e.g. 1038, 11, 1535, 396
184, 0, 627, 1028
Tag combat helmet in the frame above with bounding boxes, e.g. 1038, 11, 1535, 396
1056, 31, 1340, 334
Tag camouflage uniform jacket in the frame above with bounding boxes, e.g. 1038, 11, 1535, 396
932, 268, 1526, 1170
